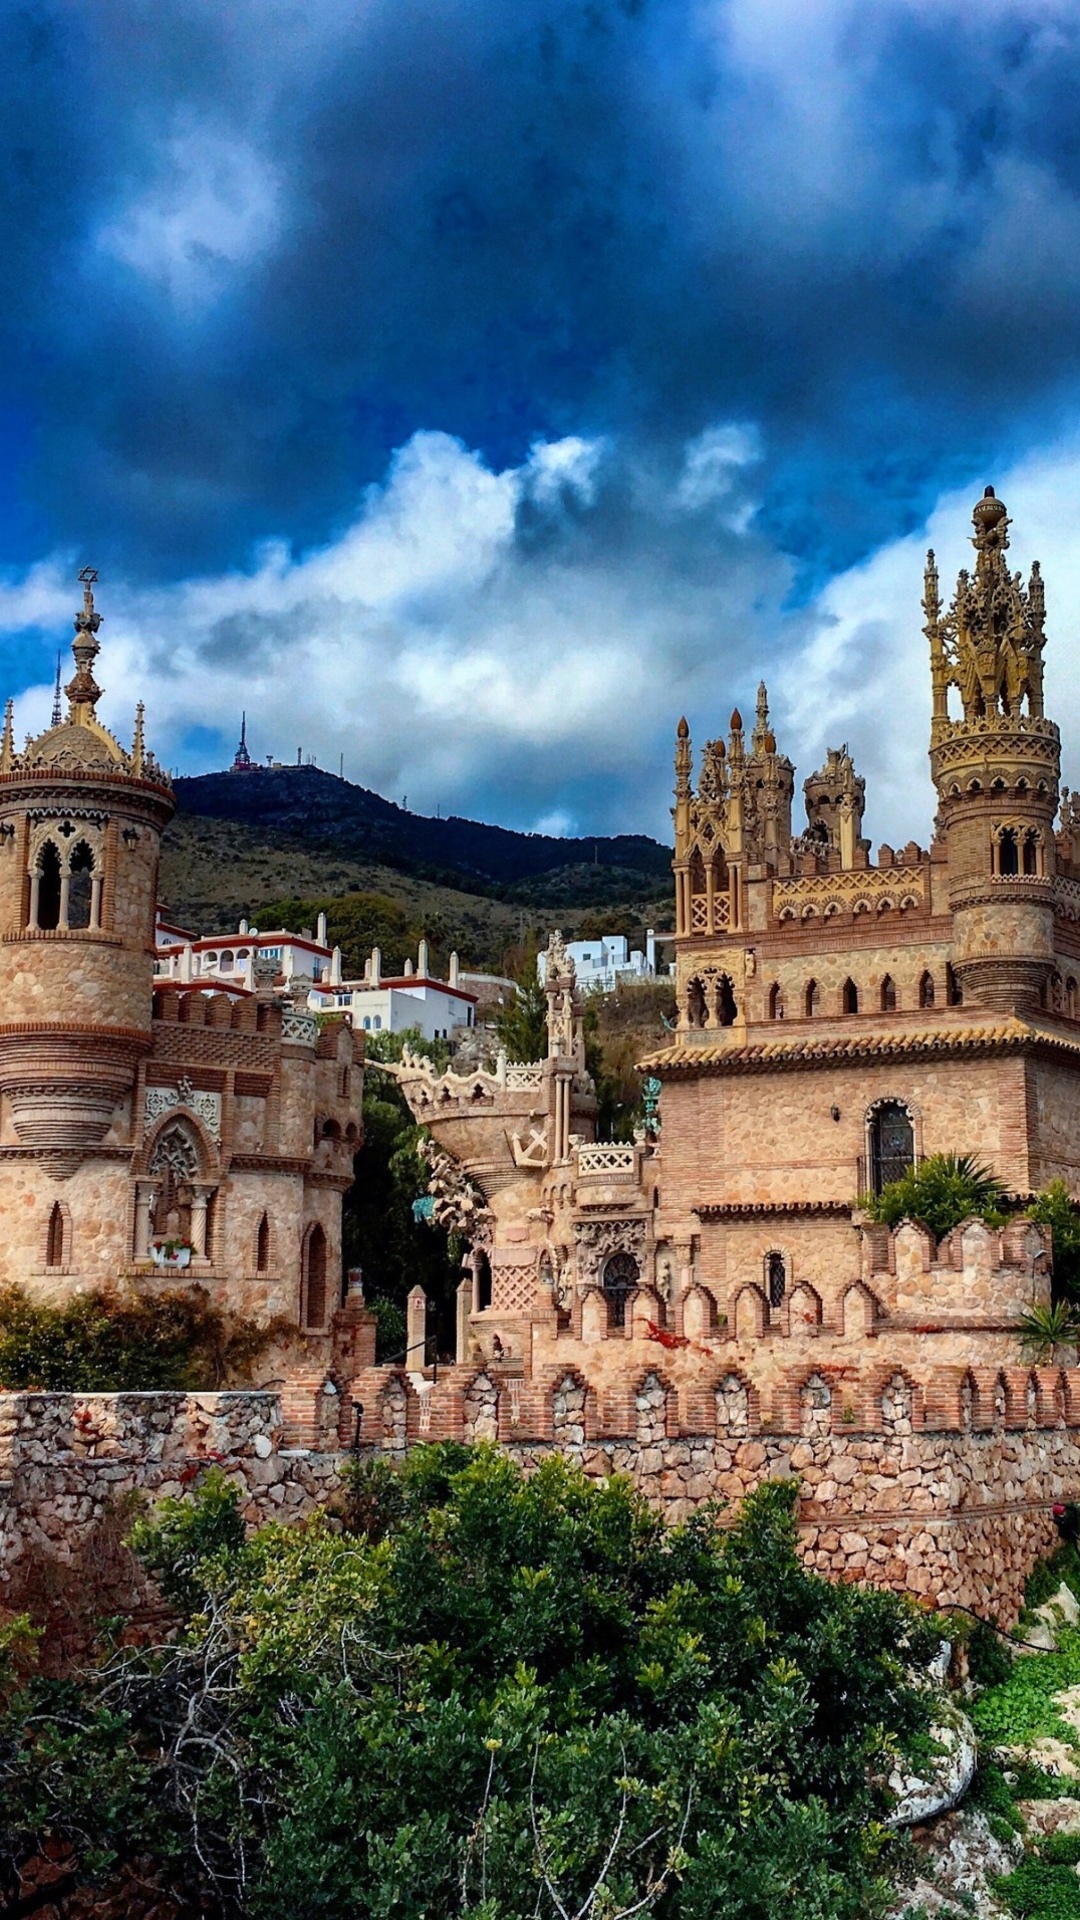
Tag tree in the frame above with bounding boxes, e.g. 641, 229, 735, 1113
1028, 1180, 1080, 1301
493, 943, 548, 1063
862, 1153, 1008, 1241
342, 1029, 462, 1355
0, 1453, 940, 1919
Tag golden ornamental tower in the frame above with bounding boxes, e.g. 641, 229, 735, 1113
927, 488, 1058, 1011
0, 572, 174, 1173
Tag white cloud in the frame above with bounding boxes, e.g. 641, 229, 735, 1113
1, 425, 785, 830
13, 420, 1080, 854
773, 435, 1080, 847
97, 127, 280, 309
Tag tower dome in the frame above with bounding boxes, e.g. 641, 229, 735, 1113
0, 572, 174, 1172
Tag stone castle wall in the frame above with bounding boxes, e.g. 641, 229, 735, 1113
4, 1375, 1078, 1628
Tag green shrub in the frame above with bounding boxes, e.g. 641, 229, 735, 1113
0, 1284, 282, 1392
994, 1858, 1080, 1919
0, 1455, 942, 1919
862, 1153, 1008, 1240
1029, 1182, 1080, 1301
967, 1620, 1015, 1689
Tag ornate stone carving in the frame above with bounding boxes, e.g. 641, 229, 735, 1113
417, 1134, 492, 1244
145, 1080, 222, 1141
574, 1217, 646, 1288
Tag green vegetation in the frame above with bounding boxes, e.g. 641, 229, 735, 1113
343, 1028, 463, 1354
0, 1284, 282, 1392
0, 1455, 940, 1919
492, 941, 549, 1062
863, 1153, 1008, 1240
1029, 1181, 1080, 1301
1015, 1300, 1080, 1364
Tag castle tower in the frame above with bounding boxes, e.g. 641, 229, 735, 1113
926, 488, 1058, 1011
0, 572, 174, 1171
671, 683, 794, 939
802, 746, 867, 868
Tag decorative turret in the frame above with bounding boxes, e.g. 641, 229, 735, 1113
671, 684, 794, 936
928, 490, 1060, 1012
0, 574, 175, 1172
801, 746, 868, 869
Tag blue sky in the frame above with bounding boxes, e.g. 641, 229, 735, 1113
4, 0, 1080, 844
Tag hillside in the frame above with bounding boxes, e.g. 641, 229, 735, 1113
159, 772, 673, 973
173, 768, 671, 892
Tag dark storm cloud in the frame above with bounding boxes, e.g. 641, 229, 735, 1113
3, 0, 1080, 584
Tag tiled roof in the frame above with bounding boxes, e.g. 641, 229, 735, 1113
639, 1015, 1080, 1076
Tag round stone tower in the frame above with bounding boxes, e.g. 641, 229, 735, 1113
0, 571, 174, 1171
927, 488, 1059, 1012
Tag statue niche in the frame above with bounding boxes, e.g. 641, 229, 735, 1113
148, 1121, 204, 1248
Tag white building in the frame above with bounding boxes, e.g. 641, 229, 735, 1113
536, 928, 669, 994
309, 940, 477, 1042
154, 908, 340, 993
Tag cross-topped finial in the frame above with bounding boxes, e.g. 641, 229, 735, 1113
67, 566, 103, 719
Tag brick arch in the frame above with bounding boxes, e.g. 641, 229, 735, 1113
798, 1370, 833, 1437
551, 1368, 595, 1443
879, 1367, 920, 1433
786, 1281, 823, 1337
140, 1106, 218, 1180
463, 1370, 499, 1440
732, 1283, 767, 1341
44, 1198, 71, 1272
841, 1280, 878, 1339
634, 1368, 675, 1443
715, 1368, 756, 1437
683, 1281, 718, 1342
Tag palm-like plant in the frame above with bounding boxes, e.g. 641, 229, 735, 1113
1015, 1300, 1080, 1365
863, 1153, 1008, 1242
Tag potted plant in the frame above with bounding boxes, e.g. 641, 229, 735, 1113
150, 1236, 193, 1271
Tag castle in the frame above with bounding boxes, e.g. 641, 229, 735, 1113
5, 492, 1080, 1624
367, 486, 1080, 1615
0, 572, 365, 1368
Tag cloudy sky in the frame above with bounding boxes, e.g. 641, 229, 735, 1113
3, 0, 1080, 846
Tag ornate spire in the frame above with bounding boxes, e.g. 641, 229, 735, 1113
751, 680, 770, 754
674, 716, 691, 800
928, 489, 1047, 743
65, 567, 103, 724
0, 700, 13, 774
50, 650, 62, 728
132, 702, 145, 777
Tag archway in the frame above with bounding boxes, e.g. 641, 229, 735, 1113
303, 1224, 328, 1330
602, 1250, 639, 1329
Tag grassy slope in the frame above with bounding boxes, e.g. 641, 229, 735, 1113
159, 813, 672, 974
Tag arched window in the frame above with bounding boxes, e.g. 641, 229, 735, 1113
256, 1213, 270, 1275
46, 1202, 64, 1270
998, 828, 1019, 875
842, 978, 859, 1015
36, 840, 62, 930
880, 974, 896, 1012
805, 979, 820, 1017
67, 841, 95, 930
919, 970, 935, 1009
687, 978, 707, 1028
768, 982, 783, 1020
475, 1249, 492, 1311
946, 962, 962, 1006
602, 1250, 639, 1329
363, 1016, 371, 1030
716, 975, 737, 1026
765, 1251, 786, 1308
303, 1224, 328, 1330
373, 1016, 382, 1030
868, 1101, 914, 1196
1023, 830, 1039, 876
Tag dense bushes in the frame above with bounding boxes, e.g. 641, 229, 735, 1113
0, 1284, 281, 1392
0, 1448, 940, 1918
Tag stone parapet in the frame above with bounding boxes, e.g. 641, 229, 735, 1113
4, 1384, 1078, 1628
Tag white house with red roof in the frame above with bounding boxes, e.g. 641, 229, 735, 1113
309, 940, 477, 1041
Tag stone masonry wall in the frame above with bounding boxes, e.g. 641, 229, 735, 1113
3, 1382, 1078, 1629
